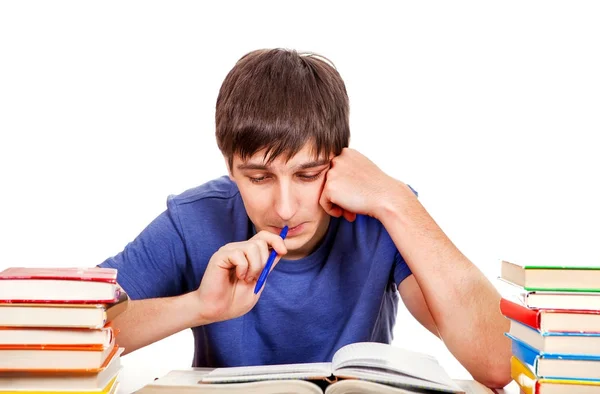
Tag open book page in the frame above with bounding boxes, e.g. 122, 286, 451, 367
331, 342, 461, 392
454, 380, 495, 394
201, 362, 332, 383
333, 368, 462, 393
325, 379, 428, 394
138, 370, 323, 394
324, 379, 495, 394
146, 369, 214, 386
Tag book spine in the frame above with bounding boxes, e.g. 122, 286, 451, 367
510, 356, 537, 394
500, 298, 540, 330
0, 297, 119, 304
507, 334, 540, 372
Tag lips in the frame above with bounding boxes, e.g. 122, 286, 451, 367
273, 223, 304, 236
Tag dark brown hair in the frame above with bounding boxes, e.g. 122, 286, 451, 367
215, 48, 350, 169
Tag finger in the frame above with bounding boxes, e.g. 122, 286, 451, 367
255, 239, 270, 269
319, 189, 343, 218
322, 201, 344, 217
342, 210, 357, 222
329, 204, 344, 218
318, 169, 342, 217
243, 242, 263, 283
226, 249, 249, 281
270, 255, 284, 273
252, 230, 288, 256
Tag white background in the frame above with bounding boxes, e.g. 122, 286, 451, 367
1, 1, 599, 392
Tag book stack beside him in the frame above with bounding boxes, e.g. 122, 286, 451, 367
499, 260, 600, 394
0, 267, 128, 394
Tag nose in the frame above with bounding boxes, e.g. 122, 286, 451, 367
274, 179, 297, 222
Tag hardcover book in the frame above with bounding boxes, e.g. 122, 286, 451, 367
200, 342, 465, 393
500, 260, 600, 292
0, 267, 119, 303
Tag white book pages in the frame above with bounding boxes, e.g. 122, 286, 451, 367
325, 379, 426, 394
150, 369, 214, 386
202, 362, 332, 383
333, 368, 461, 393
331, 342, 460, 390
454, 380, 495, 394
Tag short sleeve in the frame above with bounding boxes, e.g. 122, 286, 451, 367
392, 251, 413, 287
98, 202, 188, 300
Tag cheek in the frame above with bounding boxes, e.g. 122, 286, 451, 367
300, 183, 326, 211
239, 190, 269, 217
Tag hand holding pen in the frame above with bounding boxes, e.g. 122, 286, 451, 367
192, 228, 288, 325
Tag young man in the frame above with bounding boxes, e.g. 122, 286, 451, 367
99, 49, 511, 388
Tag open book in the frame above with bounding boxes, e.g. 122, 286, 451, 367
136, 370, 492, 394
195, 342, 478, 393
135, 346, 495, 394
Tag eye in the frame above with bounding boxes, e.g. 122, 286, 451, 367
248, 176, 269, 184
297, 173, 321, 182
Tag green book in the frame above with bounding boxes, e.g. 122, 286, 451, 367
501, 260, 600, 292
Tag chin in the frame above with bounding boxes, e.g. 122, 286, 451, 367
287, 233, 316, 255
283, 237, 303, 251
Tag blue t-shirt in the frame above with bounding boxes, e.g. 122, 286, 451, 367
99, 176, 413, 367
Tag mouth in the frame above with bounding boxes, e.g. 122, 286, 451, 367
273, 223, 305, 236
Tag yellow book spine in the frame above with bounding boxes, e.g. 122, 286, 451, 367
511, 355, 600, 391
511, 356, 535, 394
543, 379, 600, 387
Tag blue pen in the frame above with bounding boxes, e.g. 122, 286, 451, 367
254, 225, 288, 294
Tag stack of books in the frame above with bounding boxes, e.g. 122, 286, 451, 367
499, 260, 600, 394
0, 267, 127, 394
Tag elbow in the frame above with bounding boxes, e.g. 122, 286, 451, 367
477, 371, 512, 390
471, 322, 513, 388
473, 357, 512, 389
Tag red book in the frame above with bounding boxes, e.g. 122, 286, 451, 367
0, 267, 119, 304
0, 267, 117, 283
500, 297, 600, 333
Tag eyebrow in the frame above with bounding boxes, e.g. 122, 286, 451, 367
236, 159, 331, 171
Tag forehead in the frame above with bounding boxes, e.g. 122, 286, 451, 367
235, 143, 328, 166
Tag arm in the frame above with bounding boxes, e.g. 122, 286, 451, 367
107, 230, 288, 355
397, 275, 441, 339
320, 148, 511, 389
111, 292, 206, 355
389, 191, 511, 387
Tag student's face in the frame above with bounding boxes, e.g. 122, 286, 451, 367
229, 144, 332, 260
